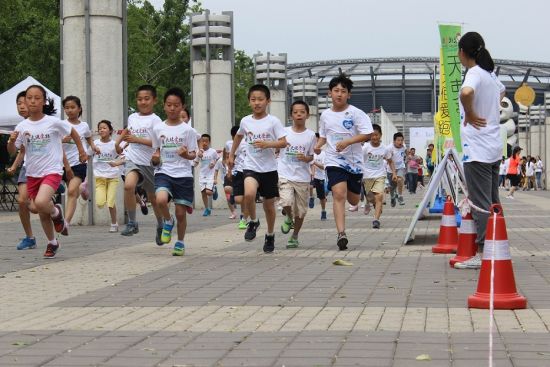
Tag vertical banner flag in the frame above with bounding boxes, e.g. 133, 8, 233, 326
438, 24, 463, 152
435, 48, 453, 159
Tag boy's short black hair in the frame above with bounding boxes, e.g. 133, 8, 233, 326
137, 84, 157, 98
328, 74, 353, 91
290, 100, 309, 114
201, 133, 211, 141
230, 125, 239, 137
372, 123, 382, 134
16, 91, 26, 102
393, 132, 404, 141
163, 87, 185, 104
247, 84, 270, 100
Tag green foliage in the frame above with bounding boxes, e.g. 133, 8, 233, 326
0, 0, 255, 126
0, 0, 60, 93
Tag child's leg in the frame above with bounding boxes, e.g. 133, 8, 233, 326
106, 178, 119, 225
65, 176, 83, 224
291, 183, 309, 238
95, 178, 107, 208
124, 171, 140, 222
147, 191, 163, 227
397, 175, 404, 195
320, 198, 327, 210
224, 185, 235, 211
33, 184, 58, 241
175, 204, 187, 241
373, 192, 384, 220
263, 198, 276, 233
331, 181, 348, 233
243, 177, 259, 220
17, 183, 33, 238
155, 190, 171, 221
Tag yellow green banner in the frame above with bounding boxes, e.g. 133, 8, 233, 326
438, 24, 462, 152
434, 49, 454, 159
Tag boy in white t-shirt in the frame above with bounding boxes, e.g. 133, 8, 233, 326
278, 101, 316, 248
8, 85, 87, 258
314, 75, 373, 251
228, 84, 287, 253
387, 132, 407, 207
151, 88, 198, 256
116, 85, 163, 244
362, 124, 396, 229
194, 134, 220, 216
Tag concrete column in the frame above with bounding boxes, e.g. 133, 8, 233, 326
318, 95, 333, 115
292, 78, 318, 131
190, 10, 234, 209
544, 92, 550, 189
254, 52, 287, 124
62, 0, 125, 226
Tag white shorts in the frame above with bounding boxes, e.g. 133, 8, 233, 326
200, 180, 214, 192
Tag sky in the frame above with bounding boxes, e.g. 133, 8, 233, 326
149, 0, 550, 65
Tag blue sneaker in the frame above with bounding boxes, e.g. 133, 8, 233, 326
202, 208, 211, 216
17, 237, 37, 250
321, 210, 327, 221
173, 241, 185, 256
212, 186, 218, 200
309, 197, 315, 209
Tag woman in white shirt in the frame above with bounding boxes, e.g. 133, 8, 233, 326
535, 156, 544, 190
454, 32, 505, 270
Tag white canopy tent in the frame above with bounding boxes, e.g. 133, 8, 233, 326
0, 76, 61, 129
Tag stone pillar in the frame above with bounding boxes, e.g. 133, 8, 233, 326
318, 95, 333, 115
292, 78, 318, 131
61, 0, 125, 225
190, 10, 234, 209
254, 52, 287, 124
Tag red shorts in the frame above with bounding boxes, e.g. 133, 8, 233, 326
27, 174, 63, 200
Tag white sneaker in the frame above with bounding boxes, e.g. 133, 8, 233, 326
454, 254, 482, 269
109, 223, 119, 233
348, 205, 358, 212
363, 203, 371, 216
506, 195, 514, 200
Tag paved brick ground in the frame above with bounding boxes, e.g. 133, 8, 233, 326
0, 189, 549, 366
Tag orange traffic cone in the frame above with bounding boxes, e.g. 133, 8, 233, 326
432, 196, 458, 254
449, 212, 477, 267
468, 204, 526, 309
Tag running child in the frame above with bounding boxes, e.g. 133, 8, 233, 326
116, 85, 163, 244
228, 84, 287, 253
311, 133, 328, 220
62, 96, 97, 232
7, 85, 87, 258
194, 134, 219, 216
278, 101, 316, 248
230, 126, 249, 230
314, 74, 373, 250
387, 132, 407, 207
151, 87, 198, 256
362, 124, 396, 229
93, 120, 121, 232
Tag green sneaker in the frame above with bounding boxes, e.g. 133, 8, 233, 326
172, 241, 185, 256
238, 218, 247, 230
281, 217, 293, 234
160, 216, 174, 244
286, 237, 299, 249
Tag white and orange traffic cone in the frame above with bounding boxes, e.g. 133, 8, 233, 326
432, 196, 459, 254
450, 212, 477, 267
468, 204, 526, 309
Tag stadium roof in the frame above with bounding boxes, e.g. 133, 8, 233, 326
287, 57, 550, 86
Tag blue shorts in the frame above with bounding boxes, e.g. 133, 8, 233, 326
326, 166, 362, 195
154, 173, 194, 207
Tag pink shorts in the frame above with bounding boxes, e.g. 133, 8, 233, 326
27, 174, 63, 200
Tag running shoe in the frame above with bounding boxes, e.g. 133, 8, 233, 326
160, 216, 175, 244
372, 220, 381, 229
139, 198, 149, 215
52, 204, 66, 235
17, 237, 37, 250
238, 218, 247, 230
121, 222, 139, 236
263, 234, 275, 253
245, 220, 260, 241
109, 223, 119, 233
309, 197, 315, 209
172, 241, 185, 256
43, 241, 59, 258
348, 205, 358, 212
229, 211, 237, 219
398, 196, 405, 205
202, 208, 211, 216
320, 210, 327, 221
337, 232, 348, 251
454, 254, 482, 269
281, 217, 294, 234
364, 203, 371, 216
286, 237, 299, 249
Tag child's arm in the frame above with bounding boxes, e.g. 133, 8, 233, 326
6, 147, 25, 175
114, 129, 127, 154
151, 148, 161, 166
177, 146, 196, 161
86, 136, 99, 155
63, 150, 74, 181
7, 131, 19, 156
314, 137, 326, 154
228, 134, 244, 170
70, 128, 88, 163
253, 137, 287, 149
297, 153, 314, 163
387, 158, 397, 181
123, 131, 152, 147
108, 157, 126, 167
336, 134, 370, 152
213, 167, 219, 185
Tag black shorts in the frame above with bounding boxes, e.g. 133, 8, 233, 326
232, 171, 245, 197
313, 178, 326, 200
63, 163, 87, 182
507, 173, 521, 188
223, 174, 232, 188
243, 170, 279, 199
326, 166, 362, 195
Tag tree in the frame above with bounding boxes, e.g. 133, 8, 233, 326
234, 50, 254, 124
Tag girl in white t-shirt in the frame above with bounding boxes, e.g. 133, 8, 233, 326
93, 120, 121, 233
62, 96, 97, 230
7, 85, 87, 258
454, 32, 505, 270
